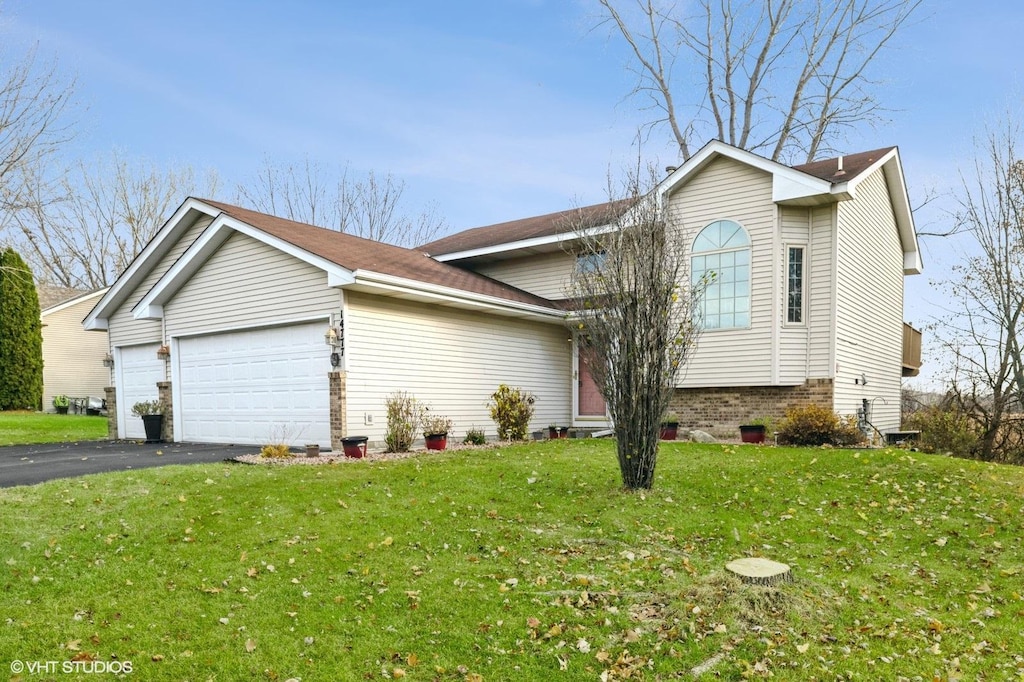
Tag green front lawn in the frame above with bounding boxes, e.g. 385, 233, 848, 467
1, 441, 1022, 680
0, 411, 108, 446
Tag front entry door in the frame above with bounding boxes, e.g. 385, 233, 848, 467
577, 349, 608, 418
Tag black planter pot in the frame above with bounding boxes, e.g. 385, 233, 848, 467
142, 414, 164, 443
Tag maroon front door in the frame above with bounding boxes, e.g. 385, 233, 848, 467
577, 351, 607, 418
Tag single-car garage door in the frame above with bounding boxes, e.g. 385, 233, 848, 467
177, 322, 331, 447
117, 343, 165, 440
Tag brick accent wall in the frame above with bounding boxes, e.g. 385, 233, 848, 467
104, 386, 117, 440
329, 371, 347, 451
157, 381, 173, 442
669, 379, 834, 437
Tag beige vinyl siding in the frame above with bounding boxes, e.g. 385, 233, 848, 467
778, 207, 810, 384
833, 169, 904, 431
41, 295, 110, 409
108, 216, 213, 347
473, 252, 576, 300
163, 232, 341, 338
808, 206, 836, 378
666, 156, 776, 386
346, 291, 571, 444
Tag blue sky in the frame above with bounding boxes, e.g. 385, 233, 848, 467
3, 0, 1023, 386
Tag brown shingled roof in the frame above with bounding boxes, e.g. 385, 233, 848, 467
792, 147, 896, 184
198, 199, 555, 309
419, 199, 631, 256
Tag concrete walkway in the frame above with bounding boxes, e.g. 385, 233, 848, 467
0, 440, 258, 488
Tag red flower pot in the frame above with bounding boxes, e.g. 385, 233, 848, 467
660, 423, 679, 440
425, 433, 447, 451
341, 436, 368, 458
739, 425, 766, 444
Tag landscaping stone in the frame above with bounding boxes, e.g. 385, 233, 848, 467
688, 429, 717, 443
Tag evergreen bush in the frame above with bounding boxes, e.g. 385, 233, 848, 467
0, 249, 43, 411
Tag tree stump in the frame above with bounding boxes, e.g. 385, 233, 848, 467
725, 557, 793, 586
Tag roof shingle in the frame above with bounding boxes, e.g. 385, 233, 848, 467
418, 200, 630, 257
198, 199, 555, 309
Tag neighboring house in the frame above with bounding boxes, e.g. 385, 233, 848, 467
422, 140, 923, 436
84, 140, 921, 447
41, 288, 111, 412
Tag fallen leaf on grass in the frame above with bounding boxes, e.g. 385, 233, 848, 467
245, 638, 256, 653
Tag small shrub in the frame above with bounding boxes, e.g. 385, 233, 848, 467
488, 384, 536, 441
463, 427, 487, 445
260, 443, 293, 459
422, 412, 454, 436
131, 400, 162, 417
903, 404, 981, 457
385, 391, 422, 452
660, 411, 679, 426
776, 404, 865, 446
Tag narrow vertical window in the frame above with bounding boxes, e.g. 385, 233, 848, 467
787, 246, 804, 324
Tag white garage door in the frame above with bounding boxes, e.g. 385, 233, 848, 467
117, 343, 164, 440
177, 322, 330, 447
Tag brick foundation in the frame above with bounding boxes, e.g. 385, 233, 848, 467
329, 371, 347, 451
157, 381, 173, 442
669, 379, 834, 438
104, 386, 117, 440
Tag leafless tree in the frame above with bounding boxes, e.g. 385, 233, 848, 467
564, 167, 705, 489
235, 158, 446, 247
3, 151, 220, 288
595, 0, 922, 163
934, 117, 1024, 462
0, 44, 75, 217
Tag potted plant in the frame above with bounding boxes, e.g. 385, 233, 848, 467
422, 414, 454, 451
660, 412, 680, 440
341, 435, 368, 458
131, 400, 164, 443
739, 418, 770, 444
52, 394, 70, 415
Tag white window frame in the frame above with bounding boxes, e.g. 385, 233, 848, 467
691, 220, 752, 331
784, 243, 807, 327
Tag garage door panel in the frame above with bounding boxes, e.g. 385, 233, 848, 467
177, 322, 330, 447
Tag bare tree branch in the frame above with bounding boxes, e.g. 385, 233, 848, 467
3, 151, 220, 288
597, 0, 923, 162
235, 158, 447, 248
932, 115, 1024, 462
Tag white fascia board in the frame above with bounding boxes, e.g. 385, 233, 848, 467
657, 140, 832, 204
133, 214, 355, 320
431, 223, 620, 262
83, 197, 214, 331
351, 270, 565, 322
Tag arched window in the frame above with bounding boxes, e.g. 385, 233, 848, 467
691, 220, 751, 329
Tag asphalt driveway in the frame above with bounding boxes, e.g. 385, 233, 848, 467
0, 440, 258, 488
